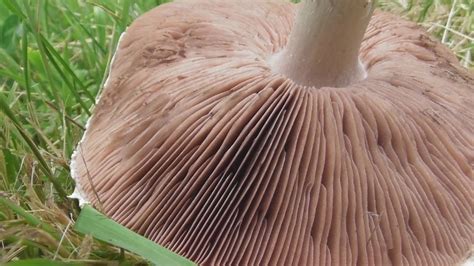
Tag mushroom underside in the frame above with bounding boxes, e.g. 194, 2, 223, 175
72, 1, 474, 265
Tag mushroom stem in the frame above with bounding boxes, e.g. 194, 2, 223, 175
270, 0, 375, 87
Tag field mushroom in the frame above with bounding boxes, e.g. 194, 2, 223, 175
71, 0, 474, 265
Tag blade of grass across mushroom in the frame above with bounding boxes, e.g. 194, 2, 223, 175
74, 205, 197, 266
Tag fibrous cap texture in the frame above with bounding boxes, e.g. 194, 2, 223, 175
71, 1, 474, 265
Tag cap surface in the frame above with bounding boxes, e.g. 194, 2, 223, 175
71, 1, 474, 265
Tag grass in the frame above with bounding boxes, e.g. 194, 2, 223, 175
0, 0, 472, 264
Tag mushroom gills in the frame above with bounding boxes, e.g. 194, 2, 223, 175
71, 1, 474, 265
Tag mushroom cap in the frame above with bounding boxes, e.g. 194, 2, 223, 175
71, 1, 474, 265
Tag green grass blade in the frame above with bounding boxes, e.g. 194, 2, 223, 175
1, 148, 20, 186
0, 196, 58, 237
3, 0, 95, 107
74, 205, 197, 266
0, 49, 23, 83
85, 1, 120, 22
21, 21, 31, 101
39, 35, 96, 103
418, 0, 435, 21
1, 0, 26, 20
0, 94, 67, 198
5, 259, 79, 266
40, 41, 92, 116
21, 1, 61, 106
62, 4, 107, 55
119, 0, 131, 31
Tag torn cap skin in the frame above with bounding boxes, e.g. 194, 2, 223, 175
71, 0, 473, 265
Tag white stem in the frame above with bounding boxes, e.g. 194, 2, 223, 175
270, 0, 375, 87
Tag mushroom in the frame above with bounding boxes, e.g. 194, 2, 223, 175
71, 0, 474, 265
